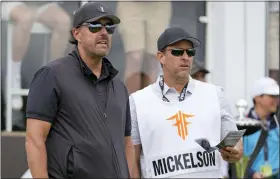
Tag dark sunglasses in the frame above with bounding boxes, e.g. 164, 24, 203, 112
166, 48, 196, 57
81, 22, 116, 34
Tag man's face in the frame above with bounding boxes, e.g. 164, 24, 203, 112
255, 94, 279, 113
74, 18, 114, 57
157, 40, 194, 79
193, 71, 207, 82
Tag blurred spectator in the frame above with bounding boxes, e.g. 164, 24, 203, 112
1, 1, 71, 110
268, 2, 279, 83
243, 77, 279, 179
116, 1, 172, 94
190, 59, 209, 82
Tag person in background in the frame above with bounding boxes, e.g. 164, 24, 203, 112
190, 59, 209, 82
243, 77, 279, 179
267, 2, 279, 83
116, 1, 172, 94
1, 1, 71, 110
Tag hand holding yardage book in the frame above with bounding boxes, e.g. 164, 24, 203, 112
195, 129, 246, 153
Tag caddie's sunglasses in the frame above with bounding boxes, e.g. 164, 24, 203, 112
81, 22, 116, 34
165, 48, 196, 57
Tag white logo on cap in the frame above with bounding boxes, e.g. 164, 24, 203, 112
100, 6, 105, 12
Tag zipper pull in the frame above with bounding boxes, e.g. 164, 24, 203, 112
104, 113, 107, 119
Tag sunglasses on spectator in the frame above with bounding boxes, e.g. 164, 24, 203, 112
165, 48, 196, 57
81, 22, 116, 34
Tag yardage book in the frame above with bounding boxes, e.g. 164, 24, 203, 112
195, 129, 246, 153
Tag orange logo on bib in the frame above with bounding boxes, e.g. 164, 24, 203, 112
167, 111, 194, 140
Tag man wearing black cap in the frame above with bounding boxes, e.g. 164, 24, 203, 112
25, 2, 134, 178
129, 27, 243, 178
191, 60, 210, 82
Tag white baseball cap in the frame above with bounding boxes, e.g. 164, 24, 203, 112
252, 77, 279, 98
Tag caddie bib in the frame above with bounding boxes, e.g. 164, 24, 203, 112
132, 80, 222, 178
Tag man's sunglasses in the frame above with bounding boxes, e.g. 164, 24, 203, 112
165, 48, 196, 57
81, 22, 116, 34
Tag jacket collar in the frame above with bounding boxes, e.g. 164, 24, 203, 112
70, 47, 118, 80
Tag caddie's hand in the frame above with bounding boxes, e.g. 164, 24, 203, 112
252, 172, 264, 179
219, 146, 243, 163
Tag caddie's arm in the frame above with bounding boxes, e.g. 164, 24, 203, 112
129, 95, 142, 178
133, 144, 142, 178
217, 87, 243, 162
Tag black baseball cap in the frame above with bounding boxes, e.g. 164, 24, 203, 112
72, 2, 120, 28
157, 27, 201, 51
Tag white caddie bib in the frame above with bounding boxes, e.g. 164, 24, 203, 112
132, 80, 222, 178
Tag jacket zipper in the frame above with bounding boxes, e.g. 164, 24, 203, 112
102, 81, 121, 178
95, 108, 119, 178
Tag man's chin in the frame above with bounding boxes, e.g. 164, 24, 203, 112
177, 71, 189, 78
96, 51, 108, 58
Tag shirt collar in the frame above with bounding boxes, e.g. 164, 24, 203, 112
71, 47, 118, 81
154, 75, 195, 95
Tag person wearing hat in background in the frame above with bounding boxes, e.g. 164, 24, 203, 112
116, 1, 172, 95
190, 59, 209, 82
130, 27, 243, 178
243, 77, 279, 179
25, 2, 134, 178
